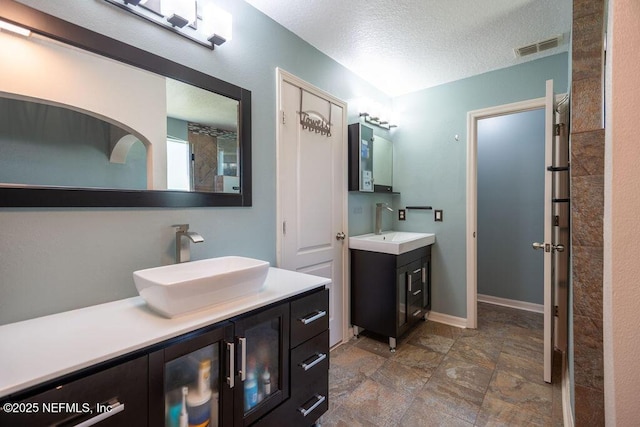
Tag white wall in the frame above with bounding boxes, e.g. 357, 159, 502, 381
604, 0, 640, 424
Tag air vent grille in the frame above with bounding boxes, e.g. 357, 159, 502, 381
514, 34, 564, 57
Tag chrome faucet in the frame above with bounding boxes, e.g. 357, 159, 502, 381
375, 203, 393, 235
174, 224, 204, 263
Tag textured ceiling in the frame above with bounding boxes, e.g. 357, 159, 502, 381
244, 0, 572, 96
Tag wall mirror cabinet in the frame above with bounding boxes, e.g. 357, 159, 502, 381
0, 0, 251, 207
348, 123, 394, 193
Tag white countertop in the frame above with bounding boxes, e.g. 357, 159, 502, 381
0, 267, 330, 399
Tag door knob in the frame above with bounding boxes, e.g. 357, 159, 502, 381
532, 242, 564, 252
336, 232, 346, 241
532, 242, 546, 251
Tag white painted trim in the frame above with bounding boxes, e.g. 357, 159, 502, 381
562, 351, 574, 427
466, 95, 550, 329
426, 311, 467, 329
275, 68, 350, 346
542, 79, 554, 383
477, 294, 544, 314
466, 109, 478, 328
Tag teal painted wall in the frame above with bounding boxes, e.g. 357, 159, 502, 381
391, 53, 568, 318
0, 98, 147, 189
0, 0, 389, 325
167, 117, 188, 141
0, 0, 568, 326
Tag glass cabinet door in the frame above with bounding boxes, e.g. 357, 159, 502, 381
149, 324, 234, 427
234, 303, 290, 426
358, 124, 374, 192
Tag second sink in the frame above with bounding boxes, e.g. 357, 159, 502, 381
349, 231, 436, 255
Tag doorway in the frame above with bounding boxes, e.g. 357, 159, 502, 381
275, 68, 348, 348
476, 108, 545, 312
467, 85, 569, 383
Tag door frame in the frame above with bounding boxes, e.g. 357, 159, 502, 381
466, 95, 563, 328
275, 68, 350, 347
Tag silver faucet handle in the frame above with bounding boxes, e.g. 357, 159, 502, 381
173, 224, 189, 233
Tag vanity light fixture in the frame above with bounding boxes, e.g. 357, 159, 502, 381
0, 19, 31, 37
103, 0, 232, 49
359, 112, 398, 130
166, 13, 189, 28
207, 33, 226, 46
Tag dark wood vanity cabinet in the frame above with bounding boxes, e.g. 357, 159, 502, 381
0, 287, 329, 427
232, 303, 291, 426
149, 322, 236, 427
150, 302, 292, 427
255, 289, 330, 427
0, 355, 149, 426
151, 290, 329, 427
351, 246, 431, 350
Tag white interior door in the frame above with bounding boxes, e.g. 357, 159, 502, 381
276, 69, 346, 347
468, 82, 563, 383
553, 100, 570, 353
534, 79, 557, 383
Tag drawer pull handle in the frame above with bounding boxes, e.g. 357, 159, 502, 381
412, 268, 421, 274
298, 394, 326, 417
227, 342, 235, 388
412, 289, 422, 296
73, 401, 124, 427
300, 352, 327, 371
412, 309, 422, 317
299, 310, 327, 325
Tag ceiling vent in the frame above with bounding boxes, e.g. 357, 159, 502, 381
514, 34, 564, 57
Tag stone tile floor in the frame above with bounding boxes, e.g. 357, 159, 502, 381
321, 303, 564, 426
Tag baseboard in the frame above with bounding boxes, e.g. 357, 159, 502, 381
562, 351, 574, 427
426, 311, 467, 328
477, 294, 544, 314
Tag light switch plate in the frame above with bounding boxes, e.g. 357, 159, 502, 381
434, 209, 443, 222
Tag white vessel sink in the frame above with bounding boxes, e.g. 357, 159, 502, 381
349, 231, 436, 255
133, 256, 270, 318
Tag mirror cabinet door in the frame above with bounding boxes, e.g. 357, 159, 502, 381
348, 123, 394, 193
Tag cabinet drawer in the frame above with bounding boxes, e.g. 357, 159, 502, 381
288, 330, 329, 425
290, 289, 329, 348
0, 356, 148, 426
291, 330, 329, 390
287, 371, 328, 425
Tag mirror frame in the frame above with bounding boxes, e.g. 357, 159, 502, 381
0, 0, 251, 207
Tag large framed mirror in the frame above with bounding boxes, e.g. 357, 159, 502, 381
0, 0, 251, 207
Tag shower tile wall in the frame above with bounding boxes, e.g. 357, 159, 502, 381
571, 0, 605, 425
